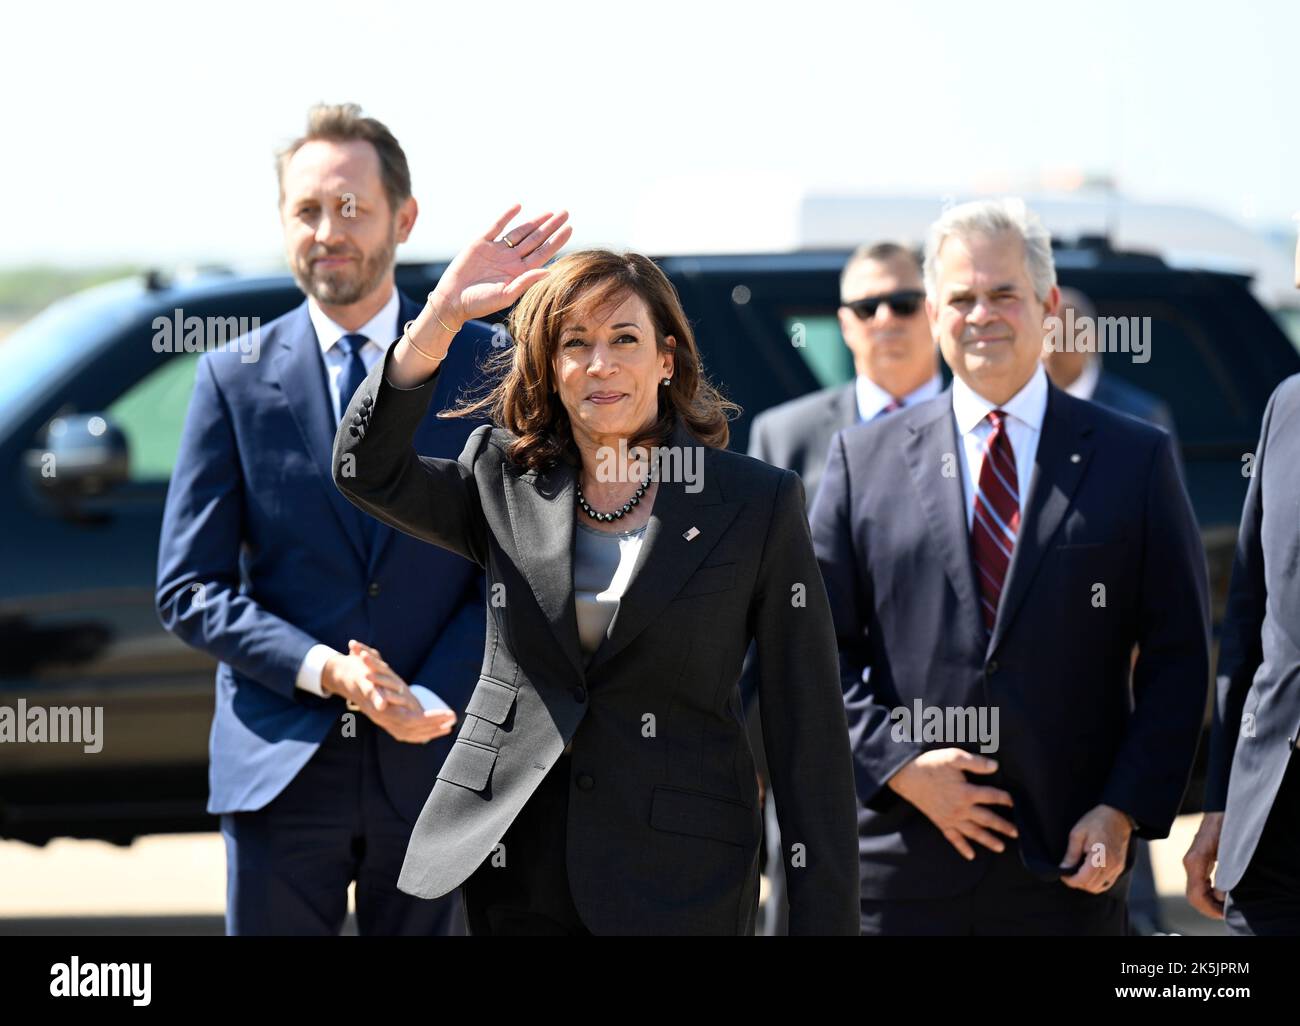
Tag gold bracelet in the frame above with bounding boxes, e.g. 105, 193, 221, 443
427, 291, 461, 335
402, 320, 445, 363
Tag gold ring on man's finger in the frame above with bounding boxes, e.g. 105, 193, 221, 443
502, 236, 517, 248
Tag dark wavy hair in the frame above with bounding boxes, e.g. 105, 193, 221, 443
442, 249, 739, 473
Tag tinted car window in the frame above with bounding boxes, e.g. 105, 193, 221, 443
107, 353, 201, 481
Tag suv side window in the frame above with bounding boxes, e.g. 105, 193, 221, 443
782, 312, 853, 388
106, 353, 201, 482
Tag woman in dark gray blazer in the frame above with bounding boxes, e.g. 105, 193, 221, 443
332, 206, 858, 935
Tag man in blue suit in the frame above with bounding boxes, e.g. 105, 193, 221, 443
1183, 252, 1300, 933
156, 104, 490, 935
811, 198, 1210, 935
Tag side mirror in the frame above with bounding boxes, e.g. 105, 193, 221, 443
25, 413, 130, 501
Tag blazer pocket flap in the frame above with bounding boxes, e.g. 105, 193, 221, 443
436, 740, 498, 792
464, 676, 519, 725
676, 562, 737, 600
649, 786, 757, 847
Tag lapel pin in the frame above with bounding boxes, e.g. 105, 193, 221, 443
1070, 453, 1081, 463
683, 526, 700, 541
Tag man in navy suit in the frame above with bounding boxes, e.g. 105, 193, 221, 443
156, 104, 490, 935
1182, 247, 1300, 934
811, 198, 1210, 935
749, 243, 943, 512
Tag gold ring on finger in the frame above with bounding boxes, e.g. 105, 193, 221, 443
502, 236, 517, 249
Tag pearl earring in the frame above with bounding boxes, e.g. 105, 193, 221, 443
661, 377, 671, 386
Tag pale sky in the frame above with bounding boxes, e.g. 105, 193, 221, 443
5, 0, 1297, 269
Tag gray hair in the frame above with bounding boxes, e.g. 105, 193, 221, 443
923, 198, 1056, 303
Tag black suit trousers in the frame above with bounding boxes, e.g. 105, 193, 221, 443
859, 842, 1130, 936
461, 751, 592, 936
1224, 754, 1300, 936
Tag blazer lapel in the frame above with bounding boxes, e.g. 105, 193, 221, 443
903, 392, 985, 646
588, 421, 741, 674
271, 302, 369, 567
833, 380, 859, 431
503, 418, 742, 682
503, 452, 586, 679
988, 386, 1094, 654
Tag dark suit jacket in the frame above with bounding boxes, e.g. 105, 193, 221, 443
156, 293, 489, 823
1091, 371, 1177, 438
810, 383, 1210, 900
748, 381, 857, 514
1205, 374, 1300, 892
331, 345, 861, 935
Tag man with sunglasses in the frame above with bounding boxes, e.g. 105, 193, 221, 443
749, 242, 941, 513
746, 242, 939, 934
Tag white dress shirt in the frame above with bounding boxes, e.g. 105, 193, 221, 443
295, 289, 401, 698
1063, 357, 1101, 402
951, 363, 1049, 531
309, 287, 401, 422
855, 372, 943, 422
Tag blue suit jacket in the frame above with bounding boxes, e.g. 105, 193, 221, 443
156, 292, 491, 822
810, 383, 1210, 900
1205, 374, 1300, 892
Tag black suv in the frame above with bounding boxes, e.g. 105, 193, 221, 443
2, 246, 1296, 844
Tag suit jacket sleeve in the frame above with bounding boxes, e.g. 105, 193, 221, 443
1099, 430, 1211, 834
810, 430, 920, 812
753, 468, 860, 934
1203, 389, 1276, 811
155, 355, 322, 699
332, 343, 492, 569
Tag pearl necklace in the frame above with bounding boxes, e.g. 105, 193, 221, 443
576, 472, 652, 522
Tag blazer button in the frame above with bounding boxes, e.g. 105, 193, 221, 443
362, 395, 373, 408
986, 660, 1000, 675
576, 773, 594, 791
349, 425, 359, 437
367, 581, 381, 598
572, 685, 587, 703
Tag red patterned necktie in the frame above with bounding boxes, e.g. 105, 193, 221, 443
970, 409, 1019, 633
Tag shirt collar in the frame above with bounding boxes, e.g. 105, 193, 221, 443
855, 372, 943, 422
1064, 357, 1101, 401
308, 285, 401, 356
952, 361, 1049, 436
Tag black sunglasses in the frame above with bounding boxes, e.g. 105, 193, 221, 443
843, 289, 925, 320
